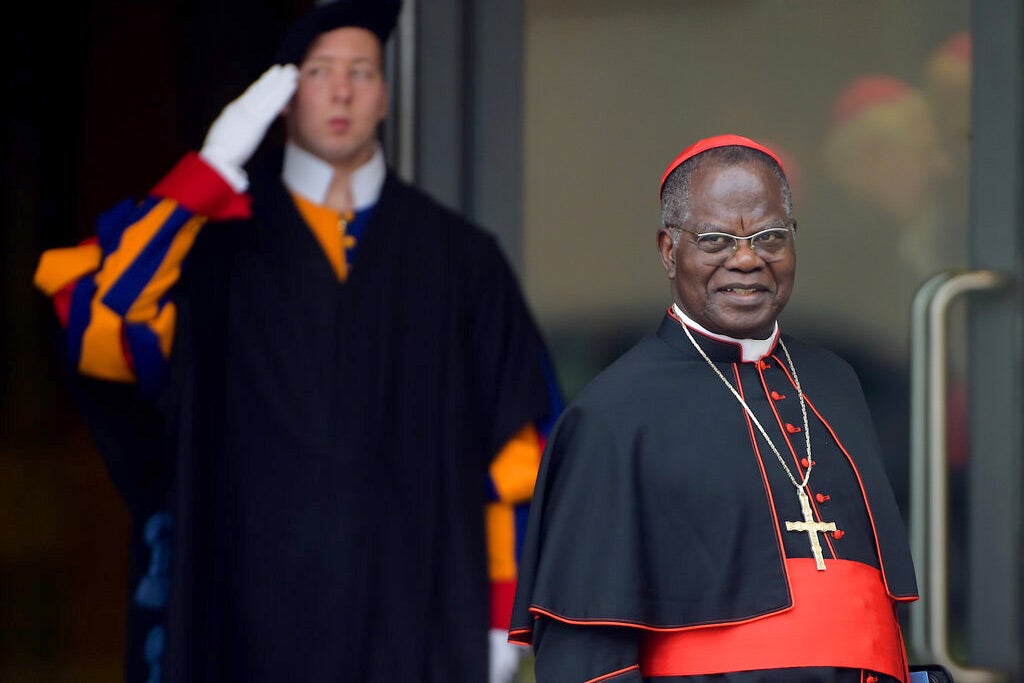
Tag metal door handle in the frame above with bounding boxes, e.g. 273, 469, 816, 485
909, 268, 1011, 683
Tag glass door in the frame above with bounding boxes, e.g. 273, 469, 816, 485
910, 1, 1024, 679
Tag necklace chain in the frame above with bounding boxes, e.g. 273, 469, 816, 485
680, 324, 813, 491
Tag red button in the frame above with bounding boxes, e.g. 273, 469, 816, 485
815, 493, 831, 503
785, 423, 802, 434
757, 359, 772, 370
770, 390, 786, 400
867, 675, 878, 683
832, 529, 845, 540
800, 458, 814, 468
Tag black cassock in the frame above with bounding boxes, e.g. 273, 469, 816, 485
511, 313, 918, 682
74, 161, 553, 683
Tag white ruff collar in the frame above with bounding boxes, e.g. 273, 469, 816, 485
281, 141, 385, 211
671, 303, 779, 363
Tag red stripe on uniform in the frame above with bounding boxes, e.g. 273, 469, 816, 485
151, 152, 252, 220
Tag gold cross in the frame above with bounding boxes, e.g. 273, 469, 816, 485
785, 488, 836, 571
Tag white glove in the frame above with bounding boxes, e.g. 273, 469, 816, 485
199, 63, 299, 192
489, 628, 525, 683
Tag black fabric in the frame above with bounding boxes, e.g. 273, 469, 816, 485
274, 0, 403, 65
513, 313, 917, 678
75, 164, 551, 682
533, 619, 643, 682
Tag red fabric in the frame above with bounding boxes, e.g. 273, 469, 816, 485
490, 579, 517, 630
53, 282, 75, 328
938, 30, 971, 63
829, 75, 911, 128
50, 236, 100, 327
151, 152, 253, 220
659, 134, 785, 197
640, 558, 907, 681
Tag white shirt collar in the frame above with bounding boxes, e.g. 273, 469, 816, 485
671, 303, 779, 363
281, 141, 386, 211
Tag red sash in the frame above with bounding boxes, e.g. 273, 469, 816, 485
640, 559, 908, 681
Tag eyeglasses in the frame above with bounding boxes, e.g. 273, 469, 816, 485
680, 224, 795, 262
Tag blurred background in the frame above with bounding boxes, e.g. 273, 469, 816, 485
3, 1, 1021, 681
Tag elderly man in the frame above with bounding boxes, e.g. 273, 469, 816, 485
511, 135, 922, 682
33, 1, 556, 681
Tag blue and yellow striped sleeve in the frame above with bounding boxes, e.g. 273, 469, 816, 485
33, 153, 251, 394
488, 354, 563, 631
487, 423, 545, 630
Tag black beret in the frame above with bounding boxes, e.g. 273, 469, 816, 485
275, 0, 403, 65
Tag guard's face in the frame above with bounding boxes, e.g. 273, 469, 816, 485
658, 161, 795, 339
286, 27, 389, 171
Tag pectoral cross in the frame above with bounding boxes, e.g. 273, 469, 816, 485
785, 488, 836, 571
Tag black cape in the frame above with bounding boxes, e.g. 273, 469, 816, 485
511, 314, 917, 679
75, 162, 553, 683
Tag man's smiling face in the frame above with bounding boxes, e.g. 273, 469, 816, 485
659, 159, 796, 339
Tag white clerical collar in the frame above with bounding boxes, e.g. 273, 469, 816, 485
671, 303, 779, 363
281, 141, 386, 211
